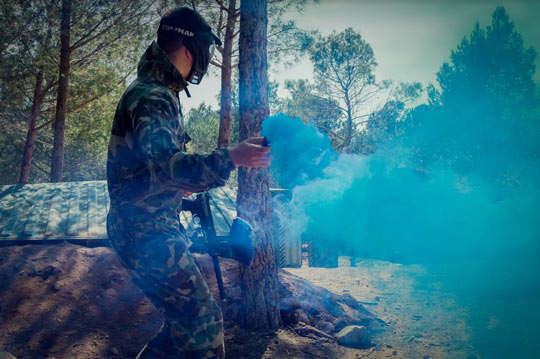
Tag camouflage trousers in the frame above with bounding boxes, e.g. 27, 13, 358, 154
107, 210, 225, 359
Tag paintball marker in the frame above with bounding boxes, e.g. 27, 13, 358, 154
182, 193, 254, 300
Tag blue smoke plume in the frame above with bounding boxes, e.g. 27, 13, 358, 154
262, 112, 540, 357
262, 113, 539, 263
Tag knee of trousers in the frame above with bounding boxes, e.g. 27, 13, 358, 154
128, 239, 221, 320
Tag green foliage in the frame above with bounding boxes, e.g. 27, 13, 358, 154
195, 0, 316, 71
184, 102, 240, 188
436, 7, 537, 111
0, 0, 57, 184
0, 0, 318, 185
356, 81, 423, 155
266, 3, 316, 67
309, 27, 379, 146
310, 28, 376, 81
405, 6, 539, 186
185, 103, 220, 154
62, 88, 122, 181
306, 27, 422, 154
279, 79, 343, 148
0, 0, 157, 184
0, 135, 22, 184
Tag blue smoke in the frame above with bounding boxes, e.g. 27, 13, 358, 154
262, 113, 539, 263
261, 114, 337, 188
262, 113, 540, 357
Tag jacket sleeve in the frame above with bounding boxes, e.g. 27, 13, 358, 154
131, 91, 235, 193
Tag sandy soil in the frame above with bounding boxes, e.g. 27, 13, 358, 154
287, 258, 478, 359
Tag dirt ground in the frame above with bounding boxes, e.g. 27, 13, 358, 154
287, 259, 477, 359
0, 242, 489, 359
0, 243, 378, 359
1, 242, 537, 359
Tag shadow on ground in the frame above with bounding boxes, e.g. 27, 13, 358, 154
0, 243, 376, 359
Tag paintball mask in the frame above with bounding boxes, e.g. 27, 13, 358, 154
159, 23, 222, 85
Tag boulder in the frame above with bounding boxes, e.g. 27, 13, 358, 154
335, 325, 370, 348
339, 292, 362, 309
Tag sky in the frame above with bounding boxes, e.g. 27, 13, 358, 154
181, 0, 540, 112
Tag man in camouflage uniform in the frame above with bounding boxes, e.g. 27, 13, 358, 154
106, 7, 270, 359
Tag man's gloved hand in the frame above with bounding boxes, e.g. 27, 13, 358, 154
228, 218, 254, 266
229, 137, 272, 168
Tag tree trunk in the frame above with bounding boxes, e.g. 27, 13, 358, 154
217, 0, 237, 148
50, 0, 71, 182
344, 89, 353, 148
237, 0, 280, 330
18, 72, 44, 184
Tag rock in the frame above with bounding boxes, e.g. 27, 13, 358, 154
335, 325, 370, 349
339, 293, 361, 309
316, 320, 334, 334
334, 318, 349, 333
294, 323, 335, 340
0, 351, 16, 359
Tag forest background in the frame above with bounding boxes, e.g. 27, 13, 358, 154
0, 0, 538, 190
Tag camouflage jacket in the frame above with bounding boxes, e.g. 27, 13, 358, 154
107, 41, 235, 230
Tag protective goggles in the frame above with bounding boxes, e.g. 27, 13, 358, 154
160, 24, 221, 85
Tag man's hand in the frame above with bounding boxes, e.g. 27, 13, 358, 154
229, 137, 272, 168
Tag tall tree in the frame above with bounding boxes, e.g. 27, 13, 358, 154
50, 0, 72, 182
48, 0, 154, 182
0, 0, 60, 184
309, 28, 378, 147
217, 0, 237, 148
407, 6, 539, 184
19, 72, 45, 183
194, 0, 313, 148
0, 0, 156, 184
237, 0, 280, 330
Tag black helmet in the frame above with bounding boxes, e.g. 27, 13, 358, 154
158, 7, 222, 85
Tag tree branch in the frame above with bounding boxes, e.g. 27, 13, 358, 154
70, 10, 114, 51
63, 151, 102, 173
32, 159, 50, 176
35, 118, 55, 131
215, 0, 231, 13
316, 124, 345, 141
210, 60, 224, 69
71, 32, 125, 69
67, 65, 136, 113
8, 139, 22, 154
